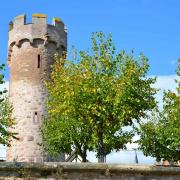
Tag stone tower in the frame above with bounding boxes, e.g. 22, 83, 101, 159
7, 14, 67, 162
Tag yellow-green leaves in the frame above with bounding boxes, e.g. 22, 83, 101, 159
138, 61, 180, 162
0, 64, 15, 146
42, 32, 157, 162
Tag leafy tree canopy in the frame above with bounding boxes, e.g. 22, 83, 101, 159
137, 60, 180, 162
42, 32, 157, 162
0, 64, 15, 146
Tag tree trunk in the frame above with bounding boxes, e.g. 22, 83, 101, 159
98, 130, 106, 163
81, 150, 87, 162
79, 148, 87, 162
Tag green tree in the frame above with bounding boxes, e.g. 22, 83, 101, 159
137, 60, 180, 162
0, 64, 15, 146
42, 32, 157, 162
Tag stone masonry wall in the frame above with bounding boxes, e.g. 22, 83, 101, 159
7, 14, 67, 162
0, 162, 180, 180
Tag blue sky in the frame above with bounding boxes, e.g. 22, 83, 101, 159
0, 0, 180, 79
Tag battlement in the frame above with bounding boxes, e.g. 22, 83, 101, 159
8, 13, 67, 47
8, 14, 67, 63
9, 14, 65, 31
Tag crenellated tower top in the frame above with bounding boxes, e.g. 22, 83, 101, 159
8, 14, 67, 63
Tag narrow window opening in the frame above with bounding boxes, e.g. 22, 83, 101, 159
34, 112, 38, 123
37, 55, 41, 68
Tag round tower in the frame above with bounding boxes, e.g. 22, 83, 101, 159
7, 14, 67, 162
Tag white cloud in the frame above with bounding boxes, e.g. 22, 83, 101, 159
152, 75, 178, 108
106, 150, 155, 164
0, 145, 6, 160
153, 74, 177, 91
0, 81, 9, 92
126, 135, 139, 150
87, 149, 156, 164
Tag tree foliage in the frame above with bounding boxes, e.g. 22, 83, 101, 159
137, 60, 180, 162
42, 32, 157, 162
0, 64, 15, 146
